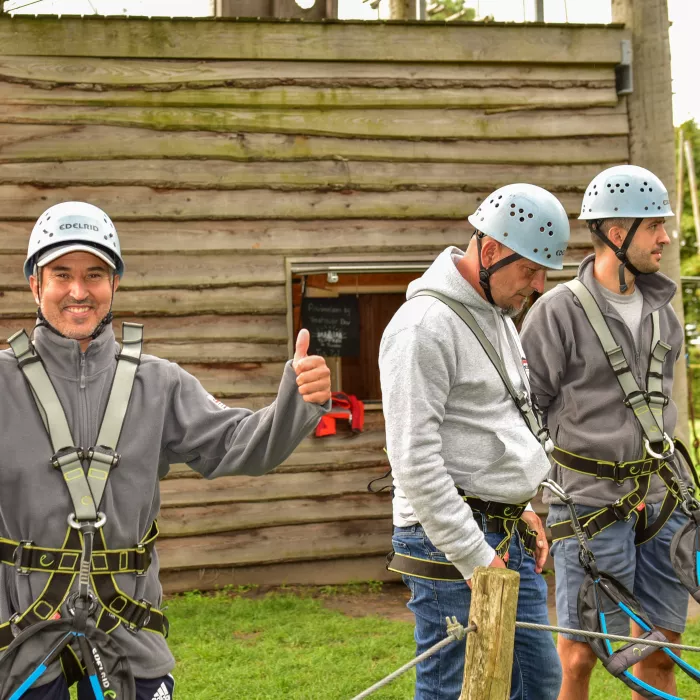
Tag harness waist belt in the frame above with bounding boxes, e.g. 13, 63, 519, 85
552, 447, 663, 482
0, 539, 151, 575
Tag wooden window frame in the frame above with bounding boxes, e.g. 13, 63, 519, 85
285, 255, 433, 408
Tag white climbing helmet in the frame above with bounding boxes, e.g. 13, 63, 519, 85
468, 183, 570, 270
579, 165, 673, 220
24, 202, 124, 281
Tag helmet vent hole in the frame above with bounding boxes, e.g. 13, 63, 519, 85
519, 208, 524, 213
547, 222, 552, 226
489, 199, 493, 203
510, 212, 515, 217
614, 207, 619, 211
540, 227, 545, 232
645, 206, 649, 210
640, 188, 644, 192
43, 229, 49, 234
616, 184, 620, 188
649, 188, 653, 192
533, 248, 539, 253
498, 195, 503, 200
495, 203, 499, 208
620, 189, 625, 193
503, 232, 509, 237
547, 254, 551, 259
644, 181, 648, 185
519, 217, 524, 222
544, 248, 549, 252
548, 230, 554, 236
511, 204, 516, 208
528, 213, 533, 218
625, 183, 629, 187
49, 233, 53, 237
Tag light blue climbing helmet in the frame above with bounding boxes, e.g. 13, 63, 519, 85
24, 201, 124, 281
579, 165, 673, 292
579, 164, 673, 220
467, 184, 570, 304
468, 183, 570, 270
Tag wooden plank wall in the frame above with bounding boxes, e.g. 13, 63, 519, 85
0, 17, 629, 592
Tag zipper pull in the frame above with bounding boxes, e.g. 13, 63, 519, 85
80, 353, 86, 389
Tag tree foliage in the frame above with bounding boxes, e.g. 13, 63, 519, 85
428, 1, 477, 21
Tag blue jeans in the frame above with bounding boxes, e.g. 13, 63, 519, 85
393, 524, 561, 700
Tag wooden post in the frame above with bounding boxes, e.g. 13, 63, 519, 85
684, 139, 700, 254
612, 0, 689, 442
460, 567, 520, 700
389, 0, 417, 20
676, 129, 685, 233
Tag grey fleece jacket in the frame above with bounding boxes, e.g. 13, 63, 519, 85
0, 324, 327, 682
379, 247, 551, 580
520, 254, 684, 507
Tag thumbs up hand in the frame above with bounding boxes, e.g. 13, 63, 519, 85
293, 329, 331, 405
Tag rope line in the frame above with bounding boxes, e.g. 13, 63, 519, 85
515, 621, 700, 653
348, 618, 475, 700
349, 617, 700, 698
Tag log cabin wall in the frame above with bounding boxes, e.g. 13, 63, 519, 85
0, 16, 629, 592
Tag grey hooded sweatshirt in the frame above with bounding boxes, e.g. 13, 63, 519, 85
0, 323, 327, 683
520, 254, 684, 507
379, 247, 551, 580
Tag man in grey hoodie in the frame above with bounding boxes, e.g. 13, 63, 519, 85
379, 184, 570, 700
520, 165, 689, 700
0, 202, 331, 699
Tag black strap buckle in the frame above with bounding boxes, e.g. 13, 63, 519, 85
623, 390, 647, 408
611, 499, 632, 521
13, 540, 33, 574
125, 599, 152, 633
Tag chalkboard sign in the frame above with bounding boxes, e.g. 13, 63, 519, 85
301, 296, 360, 357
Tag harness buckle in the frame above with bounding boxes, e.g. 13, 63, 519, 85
13, 540, 32, 574
611, 499, 632, 521
50, 445, 85, 469
135, 543, 148, 575
124, 599, 152, 633
644, 434, 674, 461
622, 390, 647, 409
87, 445, 121, 470
66, 590, 98, 618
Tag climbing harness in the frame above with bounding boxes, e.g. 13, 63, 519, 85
550, 280, 700, 566
543, 479, 700, 700
385, 290, 548, 581
0, 323, 168, 698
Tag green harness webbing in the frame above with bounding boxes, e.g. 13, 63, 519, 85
550, 280, 697, 547
0, 324, 168, 661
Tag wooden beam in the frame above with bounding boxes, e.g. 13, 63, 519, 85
0, 286, 288, 316
0, 314, 289, 343
0, 186, 587, 219
0, 104, 629, 140
0, 160, 608, 192
0, 218, 596, 256
0, 55, 615, 86
0, 253, 285, 289
0, 126, 630, 165
0, 17, 626, 64
159, 492, 391, 537
0, 82, 619, 110
159, 555, 401, 594
160, 464, 390, 507
156, 517, 393, 570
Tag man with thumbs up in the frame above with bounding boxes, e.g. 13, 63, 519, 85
0, 202, 331, 700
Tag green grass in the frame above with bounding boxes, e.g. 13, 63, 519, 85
67, 587, 700, 699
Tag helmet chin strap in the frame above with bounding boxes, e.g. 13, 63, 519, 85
34, 270, 116, 343
474, 230, 522, 305
590, 218, 644, 293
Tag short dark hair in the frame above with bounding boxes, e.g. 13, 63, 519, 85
588, 217, 635, 249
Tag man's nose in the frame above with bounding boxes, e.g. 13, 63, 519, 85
531, 270, 546, 294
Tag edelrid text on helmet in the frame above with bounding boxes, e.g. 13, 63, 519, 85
24, 201, 125, 281
468, 183, 570, 270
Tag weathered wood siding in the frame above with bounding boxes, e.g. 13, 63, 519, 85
0, 16, 629, 591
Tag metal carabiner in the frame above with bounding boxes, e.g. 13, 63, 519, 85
67, 511, 107, 530
644, 433, 674, 460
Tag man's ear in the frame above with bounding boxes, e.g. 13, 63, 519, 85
29, 274, 40, 305
607, 225, 627, 248
112, 274, 121, 293
479, 237, 500, 268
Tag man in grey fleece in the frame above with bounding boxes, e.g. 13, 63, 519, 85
0, 202, 331, 699
520, 165, 689, 700
380, 184, 570, 700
